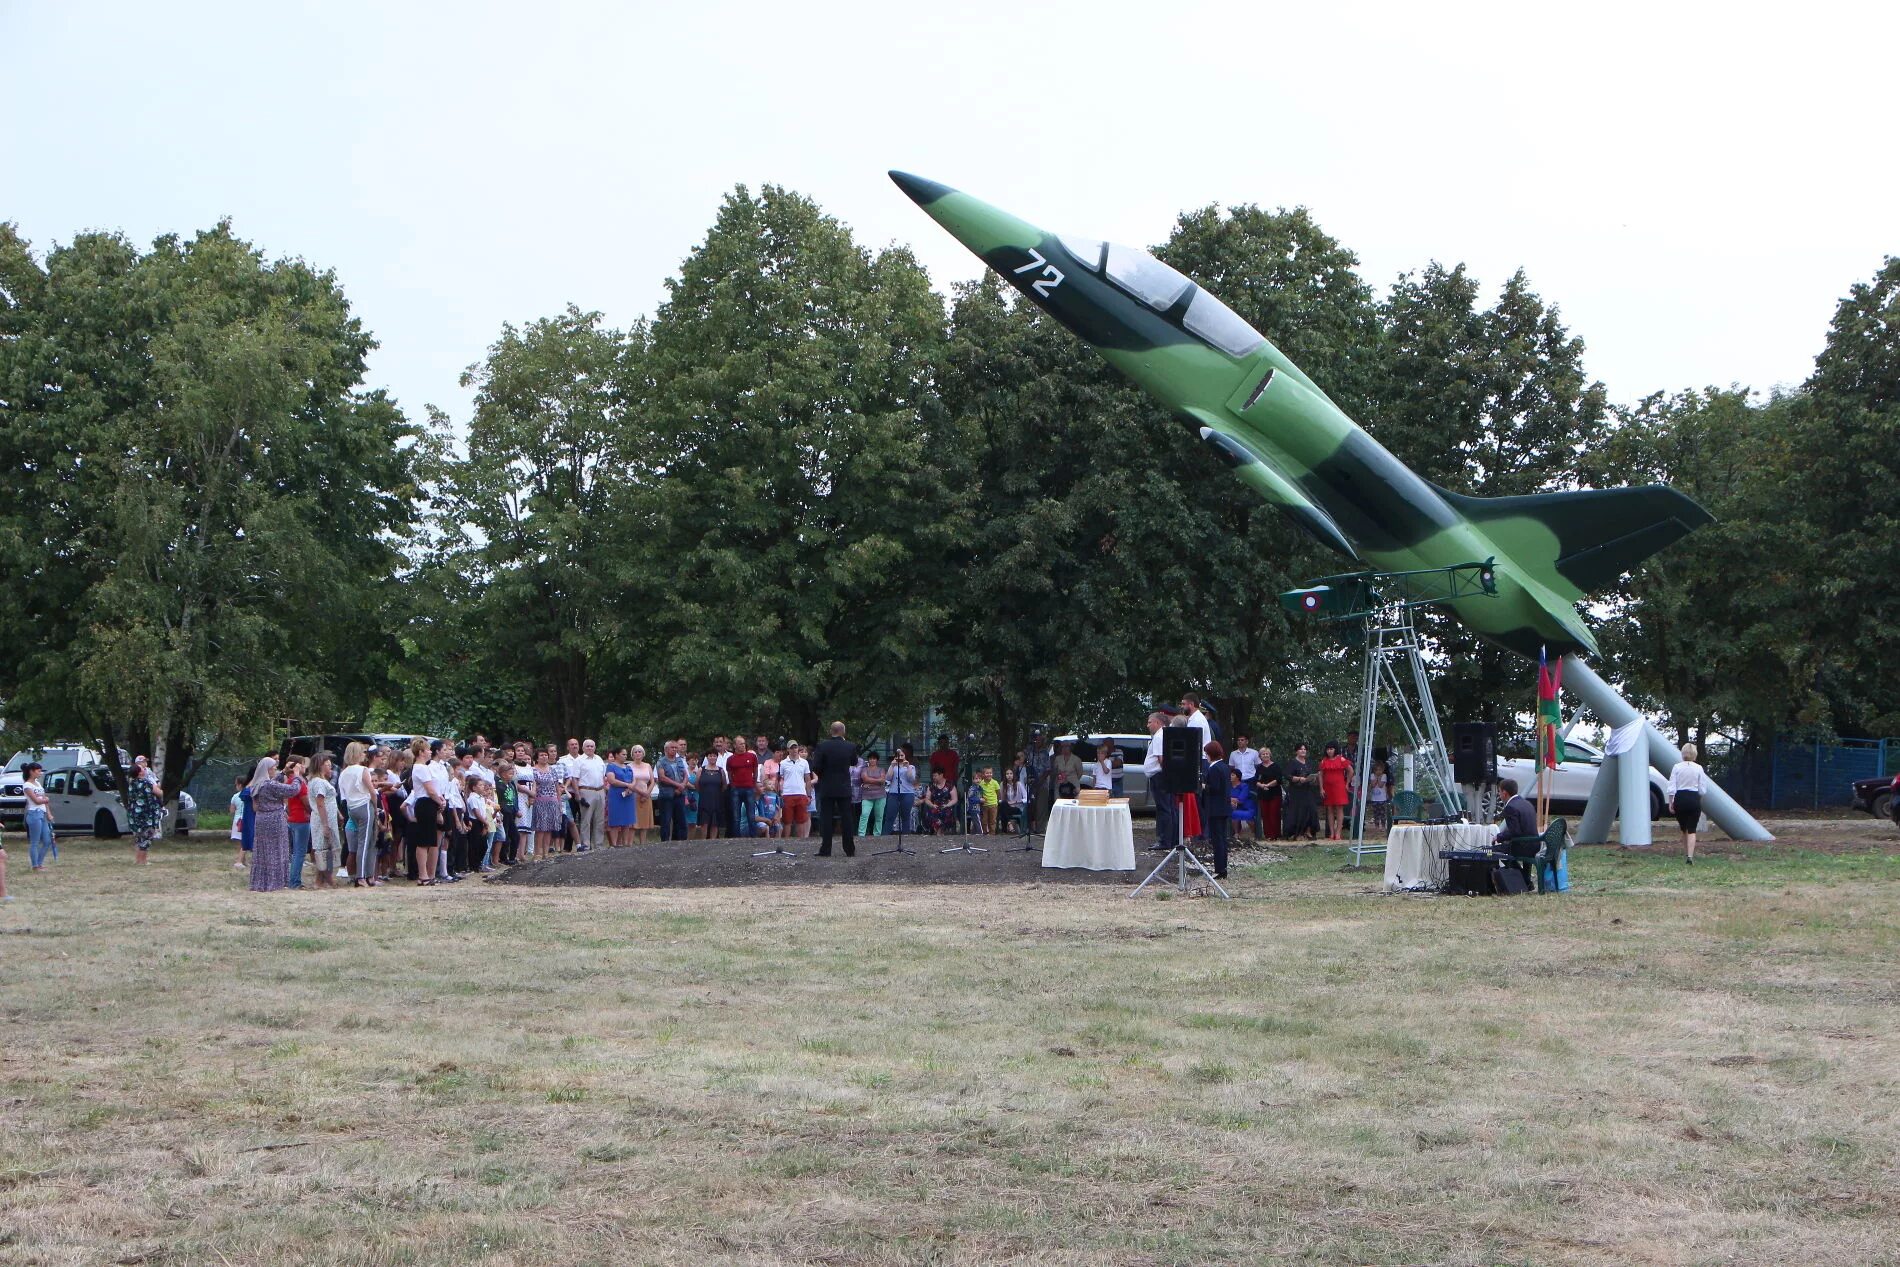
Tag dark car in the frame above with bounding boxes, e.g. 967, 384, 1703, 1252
1850, 773, 1899, 823
285, 733, 434, 761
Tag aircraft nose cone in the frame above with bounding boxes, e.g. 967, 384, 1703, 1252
888, 170, 957, 207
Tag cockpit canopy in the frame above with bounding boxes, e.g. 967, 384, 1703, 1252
1058, 235, 1265, 358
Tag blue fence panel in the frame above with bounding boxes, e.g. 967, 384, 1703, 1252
1770, 738, 1886, 809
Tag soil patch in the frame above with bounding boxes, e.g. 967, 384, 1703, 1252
493, 830, 1163, 888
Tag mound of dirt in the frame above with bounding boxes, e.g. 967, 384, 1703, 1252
492, 831, 1161, 889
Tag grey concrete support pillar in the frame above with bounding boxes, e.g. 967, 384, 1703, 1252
1561, 654, 1773, 842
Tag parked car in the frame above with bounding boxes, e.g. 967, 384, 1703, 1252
1, 744, 129, 828
4, 763, 197, 838
1056, 733, 1154, 810
1495, 736, 1670, 821
285, 732, 434, 760
1850, 773, 1899, 822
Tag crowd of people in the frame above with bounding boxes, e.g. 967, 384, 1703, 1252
212, 726, 1068, 891
1135, 694, 1390, 880
0, 696, 1400, 902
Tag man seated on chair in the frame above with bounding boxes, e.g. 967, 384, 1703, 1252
1494, 778, 1537, 848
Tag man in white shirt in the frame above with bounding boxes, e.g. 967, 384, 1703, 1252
554, 738, 580, 785
570, 738, 607, 852
1180, 694, 1214, 750
1230, 734, 1261, 783
777, 743, 812, 840
1141, 710, 1174, 852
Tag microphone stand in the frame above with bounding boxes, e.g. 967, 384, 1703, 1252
940, 736, 989, 854
1008, 764, 1044, 853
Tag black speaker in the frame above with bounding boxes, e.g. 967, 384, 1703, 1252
1451, 722, 1497, 784
1161, 727, 1201, 793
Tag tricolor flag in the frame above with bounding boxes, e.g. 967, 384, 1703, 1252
1537, 647, 1565, 767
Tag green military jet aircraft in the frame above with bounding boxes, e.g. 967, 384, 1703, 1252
891, 171, 1711, 660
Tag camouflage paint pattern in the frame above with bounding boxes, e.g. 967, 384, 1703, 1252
893, 172, 1712, 659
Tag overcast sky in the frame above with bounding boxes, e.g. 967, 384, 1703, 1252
5, 1, 1893, 426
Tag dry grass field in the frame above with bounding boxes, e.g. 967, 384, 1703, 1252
3, 823, 1898, 1266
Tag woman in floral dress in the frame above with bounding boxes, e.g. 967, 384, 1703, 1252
531, 749, 562, 858
127, 756, 165, 865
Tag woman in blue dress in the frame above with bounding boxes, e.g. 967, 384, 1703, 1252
530, 750, 563, 858
1228, 768, 1258, 843
604, 747, 636, 846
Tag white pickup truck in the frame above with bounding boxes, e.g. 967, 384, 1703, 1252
1495, 735, 1669, 820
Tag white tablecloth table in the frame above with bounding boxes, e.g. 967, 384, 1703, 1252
1042, 800, 1137, 871
1383, 823, 1498, 891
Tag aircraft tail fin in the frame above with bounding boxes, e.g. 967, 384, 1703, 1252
1442, 484, 1714, 595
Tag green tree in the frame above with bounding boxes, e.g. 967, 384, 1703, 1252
0, 221, 424, 803
1581, 389, 1793, 743
429, 307, 652, 740
1767, 256, 1900, 733
642, 185, 959, 744
1374, 264, 1609, 735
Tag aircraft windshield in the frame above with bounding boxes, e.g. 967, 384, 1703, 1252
1182, 289, 1265, 357
1105, 244, 1192, 311
1058, 234, 1104, 271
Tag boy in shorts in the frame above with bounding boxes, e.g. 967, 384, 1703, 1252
976, 767, 1001, 835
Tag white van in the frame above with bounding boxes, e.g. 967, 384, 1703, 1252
1496, 735, 1668, 820
2, 745, 123, 827
1, 762, 196, 837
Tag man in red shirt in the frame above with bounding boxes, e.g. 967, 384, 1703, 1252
726, 735, 759, 839
928, 735, 959, 791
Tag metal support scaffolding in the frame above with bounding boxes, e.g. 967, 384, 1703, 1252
1349, 603, 1462, 865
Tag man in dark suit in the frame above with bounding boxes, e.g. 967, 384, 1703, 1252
811, 720, 860, 857
1493, 778, 1538, 846
1493, 778, 1541, 887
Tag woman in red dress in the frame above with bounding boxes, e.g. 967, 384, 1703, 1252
1318, 741, 1352, 841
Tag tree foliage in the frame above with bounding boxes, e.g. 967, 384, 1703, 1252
0, 221, 424, 798
639, 185, 960, 744
4, 198, 1891, 781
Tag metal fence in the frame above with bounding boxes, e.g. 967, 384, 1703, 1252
1768, 738, 1889, 809
186, 758, 252, 812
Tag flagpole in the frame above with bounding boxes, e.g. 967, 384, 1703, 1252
1535, 648, 1551, 832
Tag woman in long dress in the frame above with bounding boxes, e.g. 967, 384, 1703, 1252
1318, 742, 1352, 841
1252, 751, 1283, 841
604, 748, 636, 847
305, 752, 343, 887
127, 756, 165, 864
1281, 743, 1320, 841
531, 750, 563, 858
628, 745, 656, 846
248, 758, 301, 892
